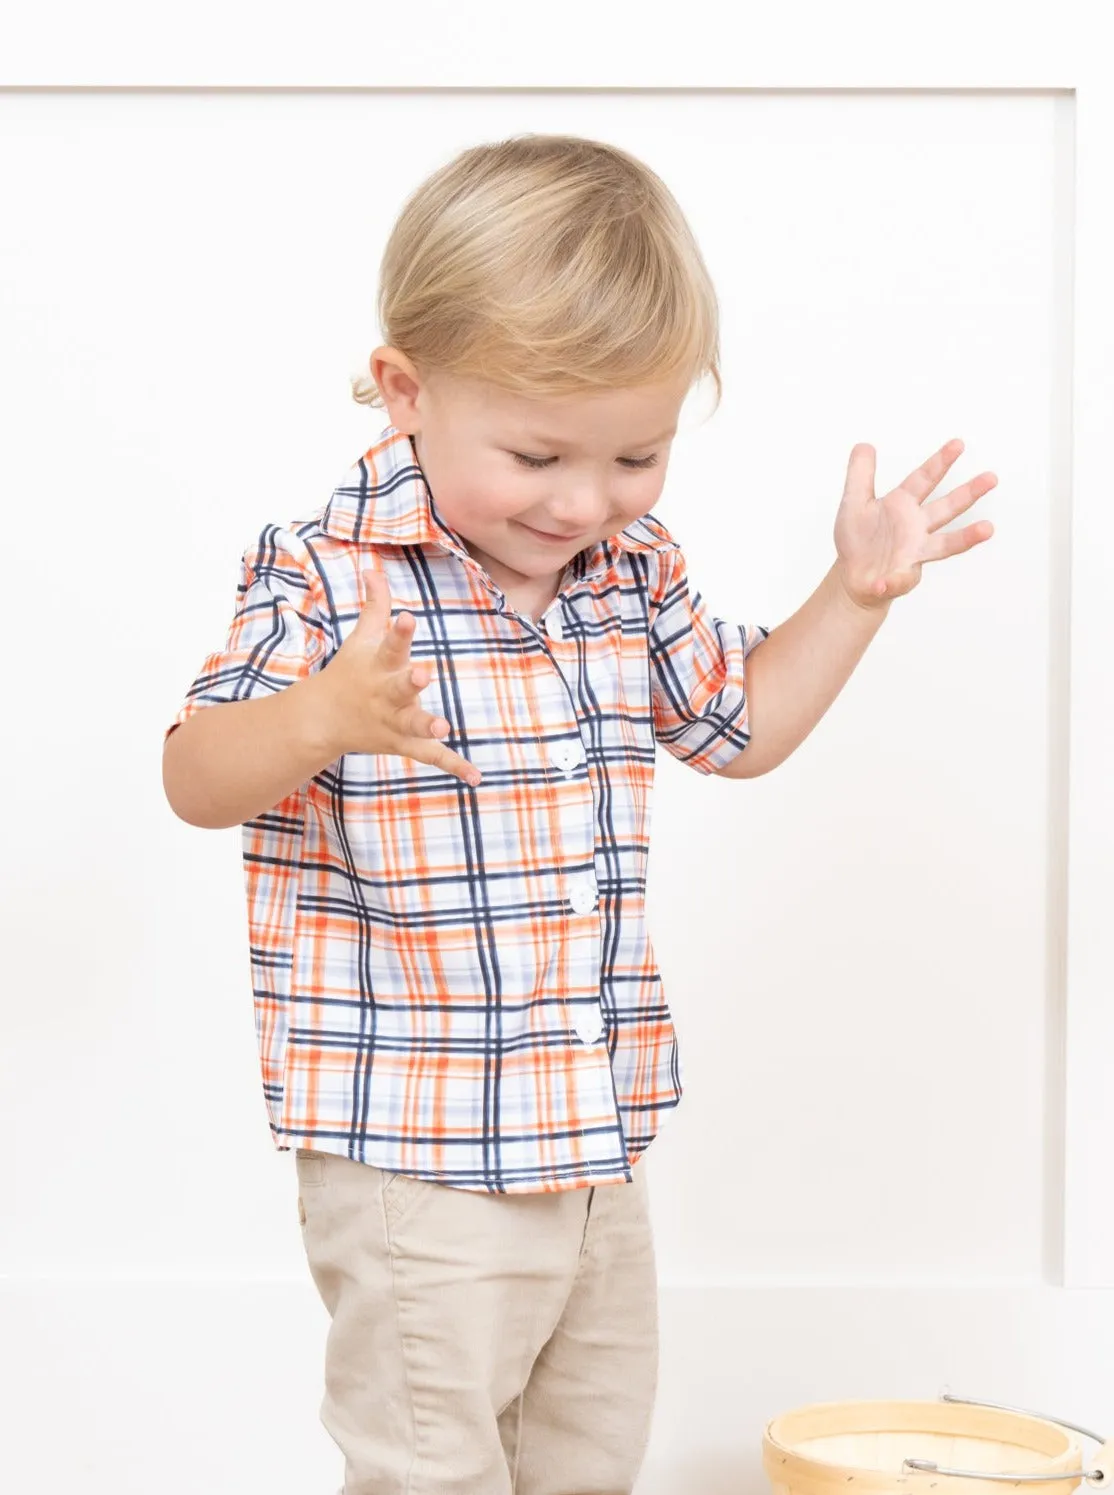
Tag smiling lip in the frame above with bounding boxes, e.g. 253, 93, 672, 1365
519, 522, 584, 544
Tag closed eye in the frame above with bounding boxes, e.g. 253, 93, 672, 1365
512, 451, 660, 470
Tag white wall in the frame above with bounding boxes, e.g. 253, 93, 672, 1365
1, 78, 1096, 1494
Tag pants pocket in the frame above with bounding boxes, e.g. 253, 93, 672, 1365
295, 1148, 326, 1187
381, 1168, 431, 1229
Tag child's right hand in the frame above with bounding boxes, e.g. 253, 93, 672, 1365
315, 569, 482, 787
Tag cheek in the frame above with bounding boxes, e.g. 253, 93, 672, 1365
617, 470, 667, 520
470, 453, 544, 521
474, 476, 533, 526
437, 471, 527, 531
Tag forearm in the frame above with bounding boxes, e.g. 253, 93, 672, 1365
162, 671, 342, 829
723, 563, 890, 778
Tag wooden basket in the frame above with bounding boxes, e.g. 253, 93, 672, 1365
763, 1396, 1114, 1495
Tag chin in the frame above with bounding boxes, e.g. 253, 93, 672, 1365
509, 557, 562, 579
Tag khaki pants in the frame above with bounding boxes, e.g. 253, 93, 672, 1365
295, 1149, 658, 1495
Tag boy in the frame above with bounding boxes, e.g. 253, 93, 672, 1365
163, 133, 996, 1495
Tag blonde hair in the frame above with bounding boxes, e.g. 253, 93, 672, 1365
351, 133, 720, 408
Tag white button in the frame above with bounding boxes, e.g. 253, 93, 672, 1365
574, 1006, 605, 1046
568, 880, 597, 916
549, 740, 585, 776
545, 610, 564, 642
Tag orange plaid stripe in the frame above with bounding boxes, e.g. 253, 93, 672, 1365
167, 428, 765, 1192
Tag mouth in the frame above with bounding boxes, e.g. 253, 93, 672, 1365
517, 521, 585, 545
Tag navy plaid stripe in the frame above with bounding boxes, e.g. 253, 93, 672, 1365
168, 426, 765, 1192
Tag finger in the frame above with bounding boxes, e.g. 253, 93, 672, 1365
385, 668, 429, 708
382, 656, 434, 708
406, 737, 482, 788
397, 703, 451, 740
923, 472, 998, 533
895, 438, 965, 505
875, 567, 922, 600
925, 520, 995, 562
378, 610, 417, 669
842, 443, 878, 509
358, 568, 392, 637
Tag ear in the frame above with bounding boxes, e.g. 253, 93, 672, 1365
369, 346, 423, 433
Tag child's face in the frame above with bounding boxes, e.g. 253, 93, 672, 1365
377, 355, 689, 592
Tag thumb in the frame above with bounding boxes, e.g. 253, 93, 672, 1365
843, 443, 877, 507
356, 568, 393, 640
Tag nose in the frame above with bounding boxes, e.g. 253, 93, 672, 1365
542, 480, 608, 535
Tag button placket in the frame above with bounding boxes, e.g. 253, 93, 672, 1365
549, 739, 586, 778
564, 870, 600, 1046
534, 590, 603, 1053
568, 878, 597, 916
573, 1005, 605, 1046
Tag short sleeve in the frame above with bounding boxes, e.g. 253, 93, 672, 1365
164, 525, 330, 742
648, 544, 768, 775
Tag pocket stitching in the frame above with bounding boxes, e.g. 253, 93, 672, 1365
381, 1169, 425, 1228
295, 1149, 326, 1188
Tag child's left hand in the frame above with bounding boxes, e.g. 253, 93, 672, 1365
833, 438, 997, 608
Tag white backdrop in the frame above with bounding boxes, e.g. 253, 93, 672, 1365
3, 9, 1112, 1491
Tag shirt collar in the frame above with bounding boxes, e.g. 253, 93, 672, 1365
319, 425, 678, 569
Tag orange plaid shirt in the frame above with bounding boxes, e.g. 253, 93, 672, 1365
168, 427, 765, 1192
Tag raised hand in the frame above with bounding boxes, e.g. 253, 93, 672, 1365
833, 439, 997, 607
317, 568, 482, 787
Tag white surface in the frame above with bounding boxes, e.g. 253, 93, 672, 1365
1062, 81, 1114, 1289
0, 85, 1062, 1283
0, 0, 1090, 85
4, 5, 1113, 1491
6, 1274, 1114, 1494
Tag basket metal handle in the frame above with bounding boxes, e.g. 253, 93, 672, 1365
900, 1393, 1110, 1485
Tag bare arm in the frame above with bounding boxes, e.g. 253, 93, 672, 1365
163, 671, 342, 829
719, 563, 888, 779
718, 438, 998, 781
163, 570, 481, 830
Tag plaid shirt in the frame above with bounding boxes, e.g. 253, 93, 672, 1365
168, 426, 765, 1192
